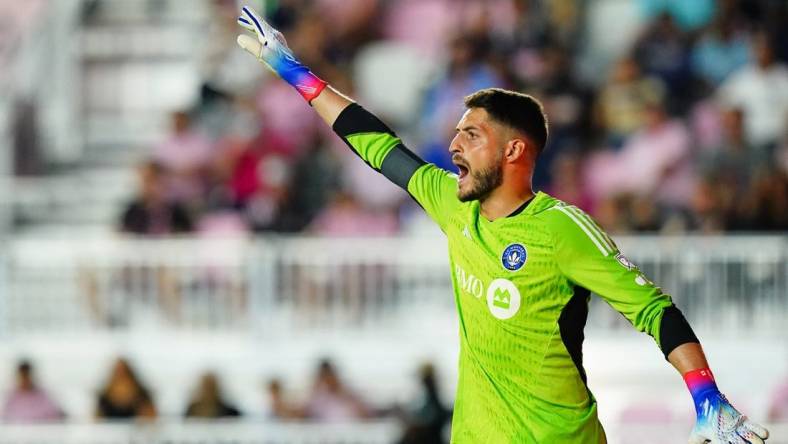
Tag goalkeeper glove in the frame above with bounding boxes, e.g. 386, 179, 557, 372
236, 5, 327, 103
685, 368, 769, 444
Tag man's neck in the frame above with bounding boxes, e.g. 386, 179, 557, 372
479, 188, 535, 221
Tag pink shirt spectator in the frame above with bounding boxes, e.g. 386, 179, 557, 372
305, 388, 365, 422
153, 131, 212, 172
382, 0, 457, 57
152, 124, 214, 201
309, 194, 398, 237
382, 0, 516, 57
586, 118, 695, 207
257, 81, 323, 149
2, 388, 62, 423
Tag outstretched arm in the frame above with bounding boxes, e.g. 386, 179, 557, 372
548, 205, 769, 443
669, 343, 769, 444
236, 7, 354, 125
235, 5, 462, 234
668, 342, 709, 372
311, 86, 354, 128
236, 6, 426, 191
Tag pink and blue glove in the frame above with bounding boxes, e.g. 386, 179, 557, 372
236, 5, 326, 103
685, 368, 769, 444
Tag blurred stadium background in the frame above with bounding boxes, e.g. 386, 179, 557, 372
0, 0, 786, 442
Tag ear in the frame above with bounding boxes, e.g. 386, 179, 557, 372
504, 138, 528, 163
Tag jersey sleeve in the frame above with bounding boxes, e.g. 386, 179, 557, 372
546, 204, 675, 346
332, 103, 425, 190
406, 163, 461, 232
332, 103, 460, 232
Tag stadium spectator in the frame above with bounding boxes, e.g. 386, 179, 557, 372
632, 12, 693, 112
152, 110, 214, 203
95, 358, 156, 419
690, 178, 733, 233
271, 133, 343, 232
699, 108, 754, 190
545, 151, 594, 213
308, 192, 398, 237
626, 194, 665, 232
99, 0, 785, 236
397, 363, 451, 444
735, 167, 788, 231
420, 34, 502, 172
303, 359, 370, 421
381, 0, 458, 57
119, 161, 194, 236
718, 31, 788, 151
1, 360, 63, 423
637, 0, 715, 31
592, 195, 631, 235
224, 127, 298, 231
529, 44, 593, 188
594, 56, 666, 147
265, 378, 300, 419
587, 98, 694, 211
184, 372, 240, 418
690, 13, 751, 89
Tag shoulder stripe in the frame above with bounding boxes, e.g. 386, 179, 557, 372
586, 213, 618, 252
553, 205, 611, 256
566, 206, 617, 253
564, 206, 614, 255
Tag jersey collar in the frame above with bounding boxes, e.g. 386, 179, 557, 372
506, 195, 535, 218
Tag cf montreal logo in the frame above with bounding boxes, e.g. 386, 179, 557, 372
501, 243, 527, 271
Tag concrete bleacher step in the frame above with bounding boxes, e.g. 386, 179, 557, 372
13, 167, 136, 230
11, 0, 217, 233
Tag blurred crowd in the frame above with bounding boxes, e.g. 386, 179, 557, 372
2, 357, 451, 444
118, 0, 788, 238
6, 355, 788, 439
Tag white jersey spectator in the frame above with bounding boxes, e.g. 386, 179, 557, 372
719, 33, 788, 148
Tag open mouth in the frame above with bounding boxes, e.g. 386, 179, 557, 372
453, 156, 470, 181
457, 164, 469, 179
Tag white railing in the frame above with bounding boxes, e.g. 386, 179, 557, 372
0, 420, 785, 444
1, 235, 786, 337
0, 420, 401, 444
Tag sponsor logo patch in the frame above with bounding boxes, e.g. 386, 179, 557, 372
487, 279, 521, 320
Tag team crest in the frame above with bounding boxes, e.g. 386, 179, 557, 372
501, 243, 527, 271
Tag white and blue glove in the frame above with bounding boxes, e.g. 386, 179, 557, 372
236, 5, 326, 102
685, 368, 769, 444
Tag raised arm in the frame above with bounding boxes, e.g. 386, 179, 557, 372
236, 6, 461, 231
235, 7, 421, 183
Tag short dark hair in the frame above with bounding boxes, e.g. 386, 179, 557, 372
463, 88, 548, 154
17, 360, 32, 375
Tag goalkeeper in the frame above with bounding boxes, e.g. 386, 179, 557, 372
236, 6, 769, 443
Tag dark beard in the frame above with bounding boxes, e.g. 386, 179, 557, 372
458, 162, 503, 202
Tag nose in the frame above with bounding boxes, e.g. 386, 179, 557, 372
449, 132, 462, 155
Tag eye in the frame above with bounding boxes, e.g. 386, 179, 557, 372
467, 132, 478, 140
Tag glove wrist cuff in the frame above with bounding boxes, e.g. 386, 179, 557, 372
283, 68, 327, 103
684, 368, 719, 400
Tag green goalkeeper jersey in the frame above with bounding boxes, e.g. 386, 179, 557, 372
332, 103, 681, 443
409, 164, 677, 443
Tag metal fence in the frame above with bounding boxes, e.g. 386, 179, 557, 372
0, 420, 401, 444
0, 420, 785, 444
1, 235, 786, 337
